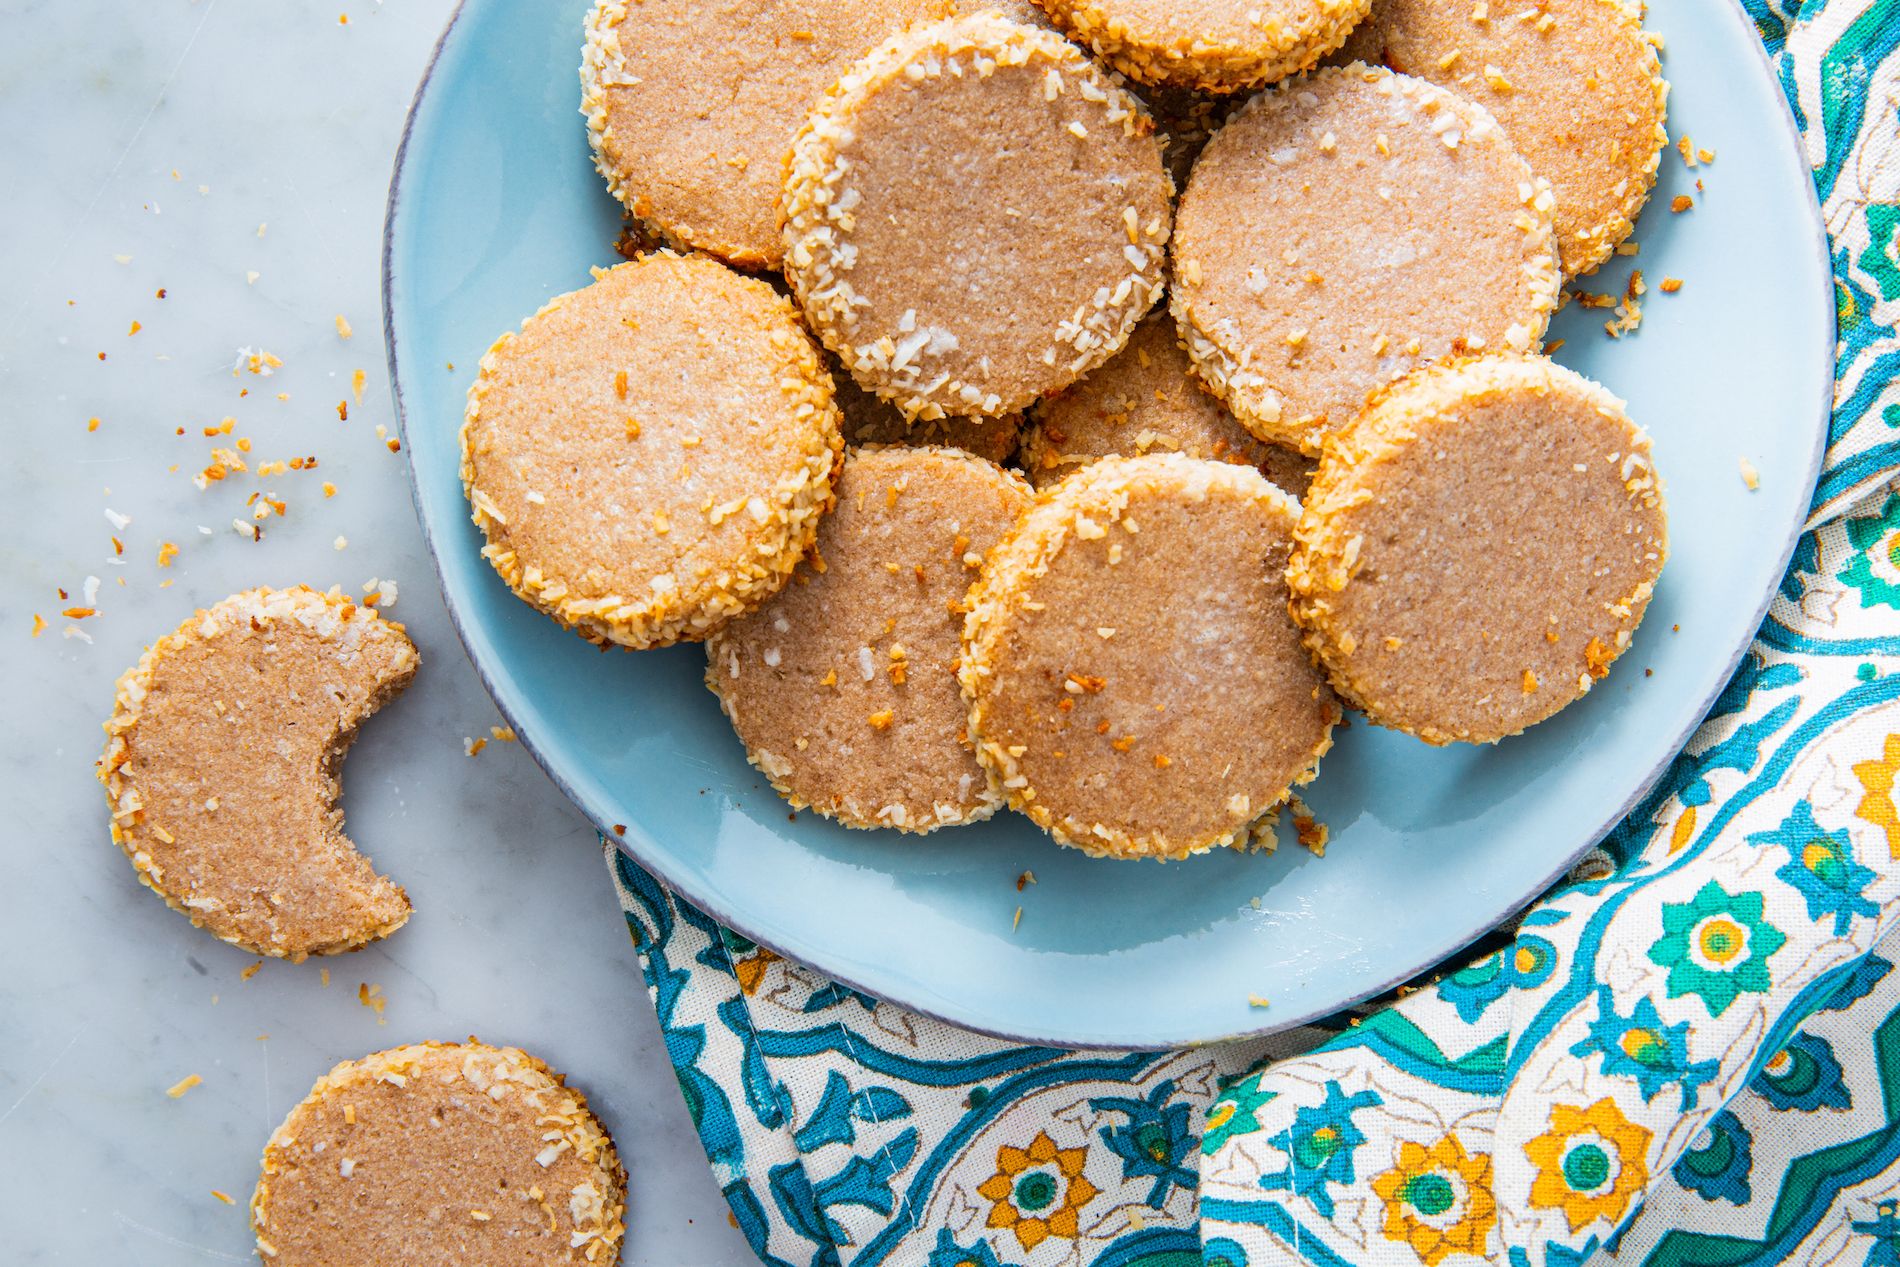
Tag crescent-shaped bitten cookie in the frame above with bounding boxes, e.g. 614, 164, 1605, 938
100, 586, 417, 960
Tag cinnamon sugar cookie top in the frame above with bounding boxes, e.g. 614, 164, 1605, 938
461, 253, 842, 649
1338, 0, 1667, 276
708, 447, 1031, 832
833, 364, 1022, 465
251, 1042, 625, 1266
99, 586, 417, 960
1035, 0, 1371, 93
1288, 355, 1668, 745
961, 453, 1339, 859
1022, 314, 1313, 495
1171, 64, 1560, 453
783, 12, 1174, 421
580, 0, 1048, 269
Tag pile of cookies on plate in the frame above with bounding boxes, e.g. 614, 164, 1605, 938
462, 0, 1672, 862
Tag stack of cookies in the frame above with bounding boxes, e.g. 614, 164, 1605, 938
462, 0, 1672, 862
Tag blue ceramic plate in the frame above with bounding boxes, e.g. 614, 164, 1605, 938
385, 0, 1833, 1047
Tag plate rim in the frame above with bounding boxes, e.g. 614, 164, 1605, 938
381, 0, 1837, 1049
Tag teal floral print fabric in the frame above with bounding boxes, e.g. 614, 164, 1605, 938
606, 2, 1900, 1262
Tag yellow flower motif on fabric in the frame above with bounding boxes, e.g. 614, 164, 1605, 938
1852, 733, 1900, 860
1524, 1099, 1652, 1234
1370, 1134, 1497, 1265
718, 930, 781, 995
975, 1130, 1100, 1252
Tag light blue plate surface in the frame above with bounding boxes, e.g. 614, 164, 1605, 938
385, 0, 1833, 1048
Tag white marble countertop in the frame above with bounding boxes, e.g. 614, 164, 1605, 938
0, 1, 755, 1261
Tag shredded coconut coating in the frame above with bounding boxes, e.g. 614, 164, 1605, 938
1288, 354, 1668, 744
98, 586, 418, 960
961, 453, 1339, 859
782, 12, 1173, 422
1035, 0, 1372, 93
251, 1041, 626, 1265
1337, 0, 1668, 277
1171, 63, 1561, 454
460, 253, 843, 649
832, 362, 1023, 464
706, 446, 1031, 833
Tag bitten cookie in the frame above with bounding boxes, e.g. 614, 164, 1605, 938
961, 453, 1340, 858
1338, 0, 1667, 276
1021, 314, 1314, 495
1171, 64, 1560, 453
580, 0, 1049, 269
98, 587, 416, 960
707, 447, 1032, 832
783, 12, 1174, 421
1034, 0, 1370, 93
251, 1042, 626, 1266
461, 253, 842, 648
1288, 355, 1668, 745
833, 364, 1022, 465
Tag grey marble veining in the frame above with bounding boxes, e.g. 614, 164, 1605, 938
0, 1, 753, 1261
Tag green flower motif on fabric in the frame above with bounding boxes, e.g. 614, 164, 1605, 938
1750, 801, 1881, 936
1647, 880, 1787, 1016
1201, 1071, 1278, 1157
1857, 203, 1900, 303
1839, 495, 1900, 610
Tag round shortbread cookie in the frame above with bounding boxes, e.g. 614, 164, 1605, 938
1034, 0, 1371, 93
251, 1042, 626, 1266
1171, 64, 1560, 454
99, 587, 416, 961
783, 12, 1174, 421
961, 453, 1339, 859
1338, 0, 1667, 277
1021, 314, 1314, 495
461, 253, 842, 649
580, 0, 1050, 270
1288, 355, 1668, 745
707, 447, 1031, 832
833, 364, 1022, 465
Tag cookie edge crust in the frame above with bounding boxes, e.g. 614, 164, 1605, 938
1036, 0, 1373, 93
782, 11, 1173, 423
461, 253, 844, 650
250, 1041, 628, 1264
1170, 63, 1562, 455
98, 585, 419, 960
704, 445, 1032, 834
1286, 353, 1669, 745
960, 452, 1336, 859
581, 0, 777, 269
1559, 0, 1669, 277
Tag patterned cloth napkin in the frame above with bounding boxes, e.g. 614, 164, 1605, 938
605, 2, 1900, 1262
